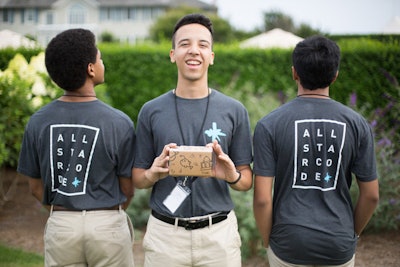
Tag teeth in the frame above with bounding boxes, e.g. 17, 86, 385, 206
187, 60, 200, 65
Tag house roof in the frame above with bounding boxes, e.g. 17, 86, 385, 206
383, 16, 400, 34
0, 0, 216, 10
0, 0, 57, 8
240, 28, 304, 49
169, 0, 216, 10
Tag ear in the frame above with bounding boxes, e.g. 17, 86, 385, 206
331, 70, 339, 83
210, 51, 215, 65
169, 49, 176, 63
292, 66, 299, 80
87, 63, 95, 77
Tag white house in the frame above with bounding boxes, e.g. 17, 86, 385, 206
0, 0, 217, 46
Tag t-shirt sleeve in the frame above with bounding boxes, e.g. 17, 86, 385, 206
116, 124, 136, 178
133, 105, 155, 169
229, 105, 253, 166
253, 121, 276, 177
351, 119, 378, 182
17, 122, 41, 179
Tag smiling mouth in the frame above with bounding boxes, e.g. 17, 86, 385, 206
186, 60, 201, 66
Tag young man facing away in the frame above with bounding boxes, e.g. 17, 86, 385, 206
17, 28, 136, 267
253, 35, 379, 267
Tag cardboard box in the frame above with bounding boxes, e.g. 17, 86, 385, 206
169, 146, 215, 177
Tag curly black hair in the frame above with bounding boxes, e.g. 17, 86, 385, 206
45, 28, 98, 91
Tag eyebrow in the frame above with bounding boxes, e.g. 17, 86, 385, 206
177, 38, 211, 45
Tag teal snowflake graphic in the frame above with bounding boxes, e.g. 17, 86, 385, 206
324, 173, 332, 182
205, 122, 226, 141
72, 177, 81, 188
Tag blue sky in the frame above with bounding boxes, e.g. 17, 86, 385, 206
203, 0, 400, 34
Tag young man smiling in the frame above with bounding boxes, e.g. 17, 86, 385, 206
133, 14, 253, 267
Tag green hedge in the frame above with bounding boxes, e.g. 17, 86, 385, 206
96, 39, 400, 125
1, 39, 399, 166
1, 39, 398, 126
99, 44, 177, 122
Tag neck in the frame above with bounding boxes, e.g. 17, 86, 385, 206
174, 87, 210, 98
63, 93, 97, 97
297, 93, 330, 98
297, 88, 329, 98
60, 91, 97, 102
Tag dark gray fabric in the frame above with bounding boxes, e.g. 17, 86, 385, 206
18, 100, 135, 210
134, 90, 252, 217
253, 97, 377, 265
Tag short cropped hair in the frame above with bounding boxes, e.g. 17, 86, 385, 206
171, 13, 214, 48
292, 35, 340, 90
45, 28, 98, 91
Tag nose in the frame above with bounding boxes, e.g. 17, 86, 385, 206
188, 44, 200, 55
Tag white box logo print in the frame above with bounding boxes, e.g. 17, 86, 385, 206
293, 119, 346, 191
50, 124, 99, 196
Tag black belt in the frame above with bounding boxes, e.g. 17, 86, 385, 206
52, 205, 120, 211
151, 210, 230, 230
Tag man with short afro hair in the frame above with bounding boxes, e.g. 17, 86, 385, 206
18, 28, 136, 267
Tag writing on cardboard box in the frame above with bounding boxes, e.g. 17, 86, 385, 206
169, 146, 214, 177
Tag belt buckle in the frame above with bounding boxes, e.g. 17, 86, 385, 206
184, 219, 199, 230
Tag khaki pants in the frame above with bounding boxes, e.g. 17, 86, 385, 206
143, 211, 242, 267
267, 246, 355, 267
45, 208, 134, 267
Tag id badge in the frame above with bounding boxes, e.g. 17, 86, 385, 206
163, 180, 191, 214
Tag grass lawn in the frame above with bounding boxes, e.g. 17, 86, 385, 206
0, 244, 43, 267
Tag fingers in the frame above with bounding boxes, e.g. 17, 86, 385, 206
149, 143, 177, 182
157, 143, 176, 168
163, 143, 177, 153
209, 140, 224, 156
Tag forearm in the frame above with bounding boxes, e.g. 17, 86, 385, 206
354, 179, 379, 235
227, 166, 253, 191
27, 177, 50, 211
254, 202, 273, 247
27, 177, 44, 203
253, 175, 274, 247
133, 144, 175, 189
119, 177, 134, 209
354, 196, 379, 235
132, 168, 160, 189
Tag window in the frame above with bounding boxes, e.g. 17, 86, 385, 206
69, 4, 85, 24
2, 9, 14, 23
109, 8, 127, 21
141, 7, 163, 21
128, 8, 138, 21
26, 9, 36, 22
151, 8, 163, 19
46, 12, 53, 24
99, 7, 129, 21
142, 7, 152, 20
99, 8, 108, 21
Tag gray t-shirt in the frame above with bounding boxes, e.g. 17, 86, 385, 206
134, 90, 253, 217
18, 100, 135, 210
253, 97, 377, 265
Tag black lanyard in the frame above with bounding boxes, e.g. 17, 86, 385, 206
173, 89, 211, 184
174, 89, 210, 146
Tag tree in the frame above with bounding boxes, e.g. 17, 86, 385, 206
295, 23, 323, 38
149, 7, 236, 44
263, 11, 295, 32
262, 10, 323, 37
